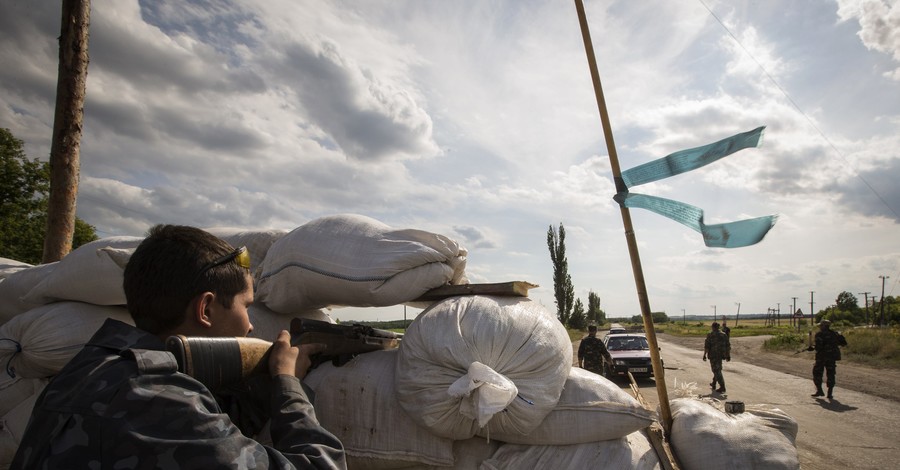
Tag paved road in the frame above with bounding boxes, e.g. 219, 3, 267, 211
621, 338, 900, 470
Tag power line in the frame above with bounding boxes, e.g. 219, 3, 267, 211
697, 0, 899, 220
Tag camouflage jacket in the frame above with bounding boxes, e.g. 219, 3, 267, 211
11, 319, 346, 470
813, 328, 847, 362
704, 330, 731, 361
577, 335, 611, 372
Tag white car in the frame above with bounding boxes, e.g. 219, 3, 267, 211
602, 333, 659, 379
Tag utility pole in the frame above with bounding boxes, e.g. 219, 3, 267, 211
681, 309, 686, 325
809, 291, 815, 327
776, 302, 781, 327
791, 297, 798, 329
734, 302, 741, 327
879, 276, 889, 327
859, 292, 870, 326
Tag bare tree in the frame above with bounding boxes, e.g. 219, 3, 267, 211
43, 0, 91, 263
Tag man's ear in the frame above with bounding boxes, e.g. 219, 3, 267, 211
193, 292, 216, 328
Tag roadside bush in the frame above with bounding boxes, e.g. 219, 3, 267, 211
763, 332, 805, 351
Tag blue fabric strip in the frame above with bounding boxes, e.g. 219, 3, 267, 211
614, 192, 777, 248
620, 126, 766, 188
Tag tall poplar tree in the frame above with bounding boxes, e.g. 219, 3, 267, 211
547, 223, 574, 326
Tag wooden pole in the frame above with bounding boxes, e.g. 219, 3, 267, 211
43, 0, 91, 263
573, 0, 673, 434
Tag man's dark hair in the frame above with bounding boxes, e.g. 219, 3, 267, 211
711, 322, 720, 329
588, 325, 598, 332
123, 224, 249, 334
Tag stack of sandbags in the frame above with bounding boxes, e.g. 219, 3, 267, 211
480, 430, 662, 469
395, 296, 571, 441
0, 260, 56, 324
255, 214, 468, 313
668, 398, 799, 469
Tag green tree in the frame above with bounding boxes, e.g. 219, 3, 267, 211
547, 223, 574, 325
0, 128, 97, 264
587, 290, 606, 326
568, 298, 587, 330
835, 291, 859, 312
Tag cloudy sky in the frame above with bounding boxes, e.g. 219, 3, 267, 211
2, 0, 898, 323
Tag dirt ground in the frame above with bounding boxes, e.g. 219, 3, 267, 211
655, 332, 900, 403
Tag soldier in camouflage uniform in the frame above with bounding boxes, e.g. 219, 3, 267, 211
11, 225, 346, 469
808, 319, 847, 399
703, 322, 731, 393
578, 325, 613, 376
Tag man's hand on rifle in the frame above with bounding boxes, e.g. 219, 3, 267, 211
270, 330, 327, 380
702, 355, 707, 362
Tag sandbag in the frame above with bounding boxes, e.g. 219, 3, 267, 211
668, 398, 799, 470
0, 376, 48, 416
403, 438, 500, 470
0, 259, 30, 281
204, 227, 288, 274
488, 367, 655, 445
246, 302, 333, 342
21, 236, 143, 307
303, 349, 455, 469
0, 302, 132, 378
255, 214, 468, 313
395, 296, 571, 440
0, 263, 57, 324
480, 430, 662, 469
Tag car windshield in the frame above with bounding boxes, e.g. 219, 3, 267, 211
607, 336, 650, 351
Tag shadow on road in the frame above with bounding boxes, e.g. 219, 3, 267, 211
814, 398, 858, 412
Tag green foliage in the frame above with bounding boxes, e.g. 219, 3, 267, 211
587, 291, 606, 326
0, 128, 98, 264
762, 332, 805, 350
568, 298, 587, 329
547, 223, 574, 326
835, 291, 859, 312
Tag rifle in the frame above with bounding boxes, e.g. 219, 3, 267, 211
166, 318, 402, 390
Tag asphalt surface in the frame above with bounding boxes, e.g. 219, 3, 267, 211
620, 338, 900, 470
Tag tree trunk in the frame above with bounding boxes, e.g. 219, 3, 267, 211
43, 0, 91, 263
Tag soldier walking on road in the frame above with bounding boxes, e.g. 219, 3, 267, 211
808, 319, 847, 399
703, 322, 731, 393
578, 325, 613, 376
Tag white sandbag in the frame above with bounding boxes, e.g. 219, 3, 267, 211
481, 430, 662, 469
0, 302, 132, 379
0, 259, 31, 281
668, 398, 799, 470
488, 367, 655, 445
0, 263, 57, 324
303, 349, 455, 468
203, 227, 288, 274
246, 302, 333, 342
3, 381, 46, 443
403, 438, 500, 470
0, 421, 17, 470
255, 214, 468, 313
395, 296, 571, 440
0, 376, 48, 417
21, 236, 143, 307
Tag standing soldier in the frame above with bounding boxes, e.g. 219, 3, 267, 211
578, 325, 613, 376
703, 322, 731, 393
808, 319, 847, 399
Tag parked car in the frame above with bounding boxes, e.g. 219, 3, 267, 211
607, 323, 627, 336
602, 333, 660, 379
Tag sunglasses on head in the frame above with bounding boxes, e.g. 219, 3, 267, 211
197, 246, 251, 279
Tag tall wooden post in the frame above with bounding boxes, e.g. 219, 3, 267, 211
573, 0, 673, 434
43, 0, 91, 263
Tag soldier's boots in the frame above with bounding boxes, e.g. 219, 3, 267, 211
811, 386, 825, 397
827, 387, 833, 399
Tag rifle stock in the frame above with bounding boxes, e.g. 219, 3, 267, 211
166, 318, 402, 389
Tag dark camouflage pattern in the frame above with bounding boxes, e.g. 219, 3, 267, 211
812, 328, 847, 388
11, 319, 346, 470
577, 335, 611, 374
704, 329, 731, 389
704, 330, 731, 361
